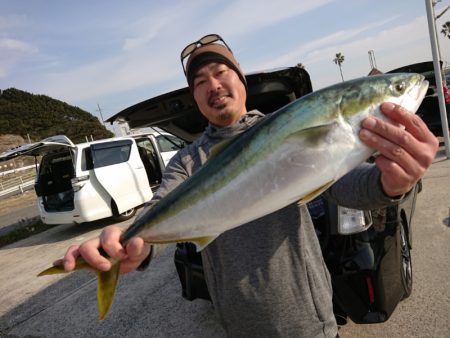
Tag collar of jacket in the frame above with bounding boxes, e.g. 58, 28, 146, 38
204, 110, 266, 140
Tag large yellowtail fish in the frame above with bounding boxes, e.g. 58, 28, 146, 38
38, 73, 428, 319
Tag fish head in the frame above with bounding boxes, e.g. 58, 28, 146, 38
377, 72, 429, 113
335, 73, 429, 127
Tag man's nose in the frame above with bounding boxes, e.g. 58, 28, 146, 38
207, 77, 222, 91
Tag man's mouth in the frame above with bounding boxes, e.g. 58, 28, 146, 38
209, 93, 230, 108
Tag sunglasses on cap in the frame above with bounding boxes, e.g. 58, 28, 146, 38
180, 34, 233, 75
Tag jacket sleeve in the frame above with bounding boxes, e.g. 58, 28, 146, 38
324, 162, 404, 210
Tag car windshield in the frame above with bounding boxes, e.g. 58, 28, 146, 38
156, 135, 184, 152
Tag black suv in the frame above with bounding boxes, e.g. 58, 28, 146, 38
107, 66, 419, 325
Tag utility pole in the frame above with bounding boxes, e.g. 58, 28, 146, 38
368, 50, 377, 70
96, 103, 106, 126
426, 0, 450, 158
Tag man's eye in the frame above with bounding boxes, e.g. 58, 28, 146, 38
217, 69, 227, 76
194, 79, 206, 87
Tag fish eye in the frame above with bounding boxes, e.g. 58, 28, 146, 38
394, 81, 405, 93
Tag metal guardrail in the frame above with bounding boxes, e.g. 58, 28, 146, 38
0, 164, 37, 177
0, 180, 35, 198
0, 171, 36, 198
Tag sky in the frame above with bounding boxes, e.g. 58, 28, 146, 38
1, 0, 450, 129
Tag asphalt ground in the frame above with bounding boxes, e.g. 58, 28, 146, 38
0, 142, 448, 337
0, 205, 39, 237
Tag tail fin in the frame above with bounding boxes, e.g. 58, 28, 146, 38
38, 258, 121, 320
37, 257, 91, 276
97, 261, 120, 320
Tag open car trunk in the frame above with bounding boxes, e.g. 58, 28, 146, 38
0, 135, 77, 212
37, 150, 75, 212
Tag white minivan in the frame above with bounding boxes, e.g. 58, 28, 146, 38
0, 133, 184, 224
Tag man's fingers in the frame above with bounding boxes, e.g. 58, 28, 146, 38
374, 155, 415, 196
58, 245, 81, 272
360, 126, 418, 174
361, 107, 437, 169
360, 102, 439, 197
99, 226, 127, 261
78, 237, 112, 271
126, 237, 151, 263
380, 102, 437, 144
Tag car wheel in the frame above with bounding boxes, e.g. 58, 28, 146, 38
400, 221, 413, 299
114, 207, 136, 221
111, 201, 137, 221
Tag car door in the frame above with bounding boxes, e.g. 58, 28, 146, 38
90, 139, 153, 214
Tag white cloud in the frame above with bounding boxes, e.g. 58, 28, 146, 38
250, 13, 447, 89
121, 5, 185, 51
0, 38, 37, 53
211, 0, 335, 37
0, 38, 38, 79
4, 0, 448, 115
35, 47, 181, 104
253, 15, 400, 71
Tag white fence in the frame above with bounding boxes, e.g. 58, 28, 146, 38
0, 170, 36, 198
0, 164, 37, 177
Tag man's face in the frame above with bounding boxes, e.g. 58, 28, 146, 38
192, 62, 247, 127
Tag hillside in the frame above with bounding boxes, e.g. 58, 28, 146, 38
0, 88, 114, 144
0, 88, 115, 172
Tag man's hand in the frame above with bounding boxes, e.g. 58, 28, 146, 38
54, 226, 151, 275
360, 102, 439, 197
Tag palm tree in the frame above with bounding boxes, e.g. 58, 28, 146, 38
333, 52, 345, 82
441, 21, 450, 39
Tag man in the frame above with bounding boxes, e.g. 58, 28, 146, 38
59, 34, 439, 337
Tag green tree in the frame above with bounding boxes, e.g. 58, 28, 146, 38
0, 88, 114, 143
441, 21, 450, 39
333, 52, 345, 82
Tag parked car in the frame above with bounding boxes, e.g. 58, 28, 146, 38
107, 66, 420, 325
0, 132, 184, 224
387, 61, 450, 137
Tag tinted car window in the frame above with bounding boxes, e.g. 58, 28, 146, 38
39, 152, 73, 178
136, 138, 157, 153
90, 140, 132, 168
156, 135, 184, 152
81, 148, 94, 171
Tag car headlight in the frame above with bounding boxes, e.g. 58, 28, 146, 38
338, 206, 372, 235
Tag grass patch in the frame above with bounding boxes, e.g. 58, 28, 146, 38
0, 219, 58, 248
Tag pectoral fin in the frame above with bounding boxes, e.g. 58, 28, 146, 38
287, 122, 338, 146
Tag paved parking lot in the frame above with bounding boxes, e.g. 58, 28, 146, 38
0, 144, 449, 338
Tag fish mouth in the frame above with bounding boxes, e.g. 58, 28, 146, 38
405, 77, 429, 113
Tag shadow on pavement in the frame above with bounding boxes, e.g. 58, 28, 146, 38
0, 216, 127, 250
0, 248, 224, 338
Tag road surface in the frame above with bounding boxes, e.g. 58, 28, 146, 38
0, 145, 449, 338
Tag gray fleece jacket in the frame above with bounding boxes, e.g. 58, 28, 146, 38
147, 111, 400, 338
